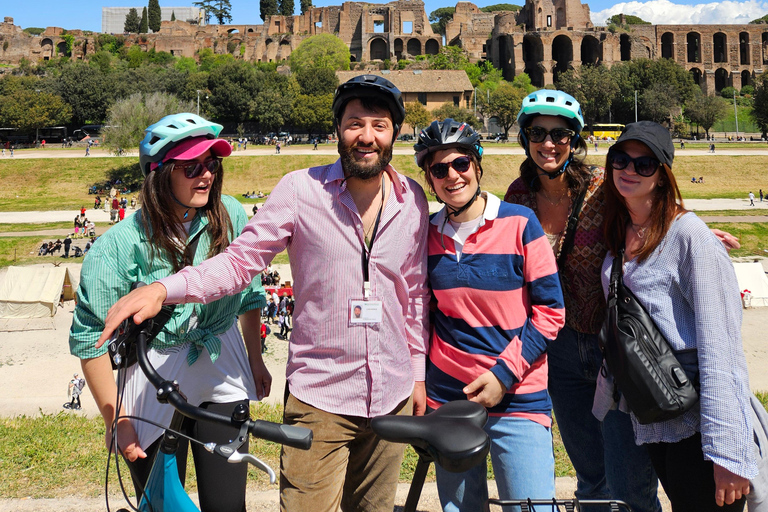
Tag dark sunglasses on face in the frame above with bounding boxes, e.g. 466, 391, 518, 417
173, 157, 222, 179
608, 149, 660, 177
429, 156, 472, 180
524, 126, 576, 145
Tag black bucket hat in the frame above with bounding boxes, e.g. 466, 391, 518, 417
615, 121, 675, 167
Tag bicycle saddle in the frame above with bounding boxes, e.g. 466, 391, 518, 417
371, 400, 489, 473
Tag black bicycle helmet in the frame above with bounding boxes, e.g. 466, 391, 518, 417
413, 119, 483, 168
332, 75, 406, 131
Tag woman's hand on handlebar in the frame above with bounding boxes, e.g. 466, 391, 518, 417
107, 417, 147, 463
96, 282, 168, 348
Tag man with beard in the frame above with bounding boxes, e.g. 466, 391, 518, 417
96, 75, 430, 512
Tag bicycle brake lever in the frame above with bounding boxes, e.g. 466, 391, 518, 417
226, 452, 277, 484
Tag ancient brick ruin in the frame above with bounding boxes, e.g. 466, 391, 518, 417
2, 0, 767, 95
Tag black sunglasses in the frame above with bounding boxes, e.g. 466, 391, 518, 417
608, 149, 660, 177
524, 126, 576, 145
173, 158, 222, 179
429, 156, 472, 180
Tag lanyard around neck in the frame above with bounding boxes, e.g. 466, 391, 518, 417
361, 175, 385, 298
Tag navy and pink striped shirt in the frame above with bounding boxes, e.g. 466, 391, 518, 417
425, 193, 565, 427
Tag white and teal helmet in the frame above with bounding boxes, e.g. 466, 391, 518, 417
516, 90, 585, 136
139, 113, 224, 176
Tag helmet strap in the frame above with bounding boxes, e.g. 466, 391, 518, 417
439, 185, 482, 249
169, 190, 195, 220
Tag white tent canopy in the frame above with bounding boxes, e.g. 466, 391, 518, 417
0, 266, 78, 318
733, 261, 768, 308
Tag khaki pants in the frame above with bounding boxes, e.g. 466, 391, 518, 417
280, 392, 412, 512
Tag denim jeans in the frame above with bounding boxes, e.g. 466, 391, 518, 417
435, 415, 555, 512
548, 325, 661, 512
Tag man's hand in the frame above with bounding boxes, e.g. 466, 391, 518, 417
714, 463, 750, 506
413, 381, 426, 416
464, 371, 507, 408
96, 282, 167, 348
107, 417, 147, 463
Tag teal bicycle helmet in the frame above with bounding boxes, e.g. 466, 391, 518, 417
517, 90, 585, 179
139, 113, 224, 176
414, 118, 483, 168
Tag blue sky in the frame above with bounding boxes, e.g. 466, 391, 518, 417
4, 0, 767, 34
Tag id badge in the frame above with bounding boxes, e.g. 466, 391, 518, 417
349, 298, 383, 325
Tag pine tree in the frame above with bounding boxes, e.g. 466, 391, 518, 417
124, 8, 141, 33
300, 0, 312, 14
148, 0, 162, 32
278, 0, 294, 16
260, 0, 278, 21
171, 11, 176, 21
139, 7, 149, 33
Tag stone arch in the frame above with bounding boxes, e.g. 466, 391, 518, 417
620, 34, 631, 61
661, 32, 674, 59
277, 39, 291, 61
522, 34, 544, 63
690, 67, 703, 86
763, 32, 768, 64
425, 38, 439, 55
713, 32, 727, 63
524, 63, 545, 88
740, 32, 750, 65
498, 35, 516, 81
40, 38, 54, 60
264, 38, 278, 62
714, 67, 729, 92
407, 38, 421, 56
247, 28, 254, 33
370, 37, 388, 60
57, 41, 68, 56
228, 28, 239, 34
552, 35, 573, 83
394, 38, 403, 59
580, 35, 601, 66
741, 70, 751, 88
687, 32, 701, 63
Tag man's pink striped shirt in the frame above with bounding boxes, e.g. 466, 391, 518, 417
160, 160, 430, 417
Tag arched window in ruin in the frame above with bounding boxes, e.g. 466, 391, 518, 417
228, 28, 239, 34
498, 35, 516, 81
247, 28, 254, 33
40, 38, 53, 60
740, 32, 750, 65
742, 70, 751, 88
620, 34, 631, 61
661, 32, 674, 59
394, 38, 403, 60
277, 39, 291, 61
407, 38, 421, 56
690, 67, 703, 86
714, 68, 729, 93
425, 38, 439, 55
57, 41, 68, 56
522, 34, 543, 64
763, 32, 768, 64
552, 35, 573, 83
580, 35, 601, 66
370, 38, 388, 60
713, 32, 727, 63
265, 38, 278, 62
687, 32, 701, 63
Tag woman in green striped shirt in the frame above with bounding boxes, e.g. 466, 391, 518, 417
69, 113, 268, 512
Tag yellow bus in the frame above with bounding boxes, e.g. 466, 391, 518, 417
583, 123, 625, 140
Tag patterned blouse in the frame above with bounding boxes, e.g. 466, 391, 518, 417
504, 168, 607, 335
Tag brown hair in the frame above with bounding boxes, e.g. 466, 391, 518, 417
603, 145, 686, 263
139, 161, 234, 272
419, 148, 483, 199
517, 131, 591, 195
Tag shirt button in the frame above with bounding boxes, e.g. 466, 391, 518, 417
180, 327, 186, 334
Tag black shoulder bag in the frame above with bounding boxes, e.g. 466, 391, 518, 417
598, 248, 699, 424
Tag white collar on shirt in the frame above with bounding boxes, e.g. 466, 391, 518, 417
430, 191, 500, 242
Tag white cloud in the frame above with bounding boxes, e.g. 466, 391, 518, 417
591, 0, 768, 25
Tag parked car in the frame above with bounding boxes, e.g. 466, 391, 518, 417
398, 134, 413, 141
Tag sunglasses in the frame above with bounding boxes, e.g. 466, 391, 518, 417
172, 158, 222, 179
524, 126, 576, 145
429, 156, 472, 180
608, 149, 660, 177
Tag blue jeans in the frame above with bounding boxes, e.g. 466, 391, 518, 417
548, 325, 661, 512
435, 415, 555, 512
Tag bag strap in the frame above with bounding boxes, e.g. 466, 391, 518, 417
557, 183, 589, 269
183, 225, 208, 267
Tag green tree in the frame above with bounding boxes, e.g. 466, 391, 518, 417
289, 34, 350, 74
480, 4, 522, 12
556, 65, 618, 131
720, 86, 738, 99
260, 0, 278, 21
751, 73, 768, 138
171, 11, 176, 21
0, 89, 72, 137
291, 93, 333, 134
279, 0, 294, 16
605, 14, 651, 25
477, 81, 527, 138
295, 66, 338, 96
404, 101, 431, 134
251, 76, 297, 131
139, 7, 149, 33
194, 0, 232, 24
207, 61, 260, 122
300, 0, 312, 14
749, 14, 768, 23
431, 102, 482, 130
428, 7, 455, 35
464, 60, 503, 88
640, 81, 680, 124
90, 50, 115, 73
45, 62, 113, 125
103, 91, 195, 153
686, 93, 729, 138
124, 8, 141, 33
428, 45, 469, 70
148, 0, 162, 32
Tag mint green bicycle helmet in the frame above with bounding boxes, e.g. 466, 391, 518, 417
139, 113, 223, 176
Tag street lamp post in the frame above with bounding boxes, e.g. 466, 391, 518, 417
634, 90, 638, 123
734, 89, 740, 140
197, 90, 201, 116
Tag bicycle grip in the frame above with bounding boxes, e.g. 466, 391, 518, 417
249, 420, 312, 450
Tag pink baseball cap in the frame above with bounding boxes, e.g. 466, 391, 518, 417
150, 136, 232, 171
